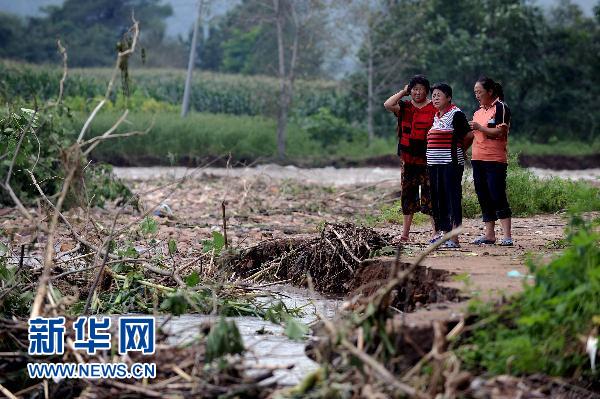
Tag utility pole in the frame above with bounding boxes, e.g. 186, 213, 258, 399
181, 0, 203, 117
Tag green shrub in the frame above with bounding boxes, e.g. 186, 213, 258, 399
299, 107, 361, 147
458, 217, 600, 378
0, 105, 132, 207
462, 159, 600, 218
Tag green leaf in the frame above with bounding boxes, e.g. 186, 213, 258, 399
0, 242, 8, 257
168, 239, 177, 255
118, 245, 138, 259
159, 292, 188, 316
139, 216, 157, 235
264, 301, 287, 324
0, 263, 14, 281
185, 271, 200, 287
206, 317, 245, 362
202, 231, 226, 254
284, 317, 308, 341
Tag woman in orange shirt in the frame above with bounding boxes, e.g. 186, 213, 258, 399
468, 77, 513, 246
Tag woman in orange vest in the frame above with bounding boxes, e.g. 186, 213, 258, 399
468, 76, 513, 246
384, 75, 437, 242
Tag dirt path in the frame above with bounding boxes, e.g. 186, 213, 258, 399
377, 214, 568, 326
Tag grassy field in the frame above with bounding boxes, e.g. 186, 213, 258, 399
510, 138, 600, 157
80, 111, 394, 165
75, 109, 600, 166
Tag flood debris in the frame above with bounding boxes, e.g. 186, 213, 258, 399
0, 317, 278, 399
292, 222, 600, 398
233, 224, 460, 313
234, 223, 391, 294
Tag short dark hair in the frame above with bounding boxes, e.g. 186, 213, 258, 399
408, 74, 430, 93
477, 76, 504, 101
431, 83, 452, 99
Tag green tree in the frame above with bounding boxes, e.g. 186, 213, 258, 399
0, 13, 26, 59
534, 1, 600, 140
199, 0, 326, 78
354, 0, 599, 142
8, 0, 173, 67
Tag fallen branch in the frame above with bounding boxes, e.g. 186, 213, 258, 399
0, 383, 18, 399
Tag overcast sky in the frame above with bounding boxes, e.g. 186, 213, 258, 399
0, 0, 596, 40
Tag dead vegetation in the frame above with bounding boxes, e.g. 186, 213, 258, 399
0, 318, 278, 399
233, 223, 391, 294
0, 19, 303, 399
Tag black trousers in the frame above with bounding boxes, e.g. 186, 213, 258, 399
471, 160, 512, 222
428, 164, 464, 233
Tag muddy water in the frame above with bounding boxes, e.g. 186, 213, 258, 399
114, 165, 600, 185
160, 285, 342, 386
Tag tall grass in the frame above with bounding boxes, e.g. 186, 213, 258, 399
462, 160, 600, 218
511, 138, 600, 157
78, 111, 394, 165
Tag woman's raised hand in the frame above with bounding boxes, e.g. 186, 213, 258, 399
469, 120, 481, 131
401, 84, 409, 96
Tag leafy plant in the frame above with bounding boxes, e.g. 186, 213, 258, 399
284, 316, 309, 341
83, 163, 133, 208
0, 105, 133, 208
185, 271, 200, 288
139, 216, 158, 236
0, 263, 35, 317
202, 231, 226, 254
205, 317, 245, 362
458, 216, 600, 378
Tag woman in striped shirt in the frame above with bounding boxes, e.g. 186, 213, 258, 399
427, 83, 471, 248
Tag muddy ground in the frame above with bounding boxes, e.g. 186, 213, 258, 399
1, 166, 576, 324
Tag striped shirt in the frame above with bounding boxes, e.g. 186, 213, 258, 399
426, 105, 470, 165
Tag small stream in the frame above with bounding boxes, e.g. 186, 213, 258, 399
159, 285, 342, 386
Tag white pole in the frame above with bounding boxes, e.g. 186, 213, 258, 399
181, 0, 202, 118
